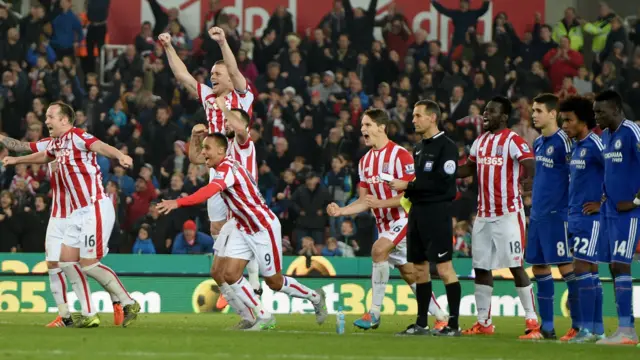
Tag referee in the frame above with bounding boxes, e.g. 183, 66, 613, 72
390, 100, 461, 336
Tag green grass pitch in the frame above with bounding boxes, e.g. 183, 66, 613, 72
0, 314, 637, 360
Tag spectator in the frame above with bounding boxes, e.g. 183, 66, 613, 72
600, 16, 627, 64
573, 65, 593, 95
291, 172, 331, 249
552, 7, 583, 51
542, 36, 584, 92
298, 236, 319, 257
171, 220, 213, 254
343, 0, 378, 54
0, 190, 19, 252
593, 60, 622, 93
132, 223, 157, 254
323, 155, 352, 236
318, 0, 347, 43
453, 221, 471, 257
50, 0, 83, 59
337, 217, 361, 255
19, 194, 48, 253
20, 4, 46, 48
581, 2, 615, 74
135, 22, 155, 54
556, 76, 578, 99
125, 176, 158, 231
267, 6, 294, 45
382, 19, 410, 64
309, 71, 343, 103
531, 14, 557, 64
321, 237, 343, 257
430, 0, 490, 55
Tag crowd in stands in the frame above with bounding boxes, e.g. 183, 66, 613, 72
1, 0, 640, 257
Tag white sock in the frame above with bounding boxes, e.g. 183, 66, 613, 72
429, 292, 449, 321
246, 260, 261, 291
475, 284, 493, 326
516, 284, 537, 320
370, 261, 390, 317
220, 282, 255, 322
230, 277, 270, 319
279, 276, 320, 304
83, 263, 134, 306
48, 268, 70, 318
60, 262, 96, 316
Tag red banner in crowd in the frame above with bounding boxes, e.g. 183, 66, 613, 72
107, 0, 545, 52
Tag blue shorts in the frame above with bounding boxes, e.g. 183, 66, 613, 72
525, 215, 572, 265
606, 215, 640, 264
567, 216, 601, 264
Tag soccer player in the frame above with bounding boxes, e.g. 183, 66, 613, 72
2, 102, 141, 328
159, 27, 262, 327
522, 93, 579, 341
156, 133, 328, 331
559, 95, 606, 342
0, 134, 126, 327
593, 90, 640, 345
456, 96, 540, 337
326, 109, 449, 331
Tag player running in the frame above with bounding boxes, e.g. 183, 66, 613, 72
159, 27, 262, 328
559, 96, 606, 343
2, 102, 141, 328
522, 94, 580, 341
326, 109, 449, 331
157, 133, 328, 330
593, 91, 640, 345
0, 134, 126, 327
456, 97, 539, 337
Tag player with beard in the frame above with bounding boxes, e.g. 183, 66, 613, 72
159, 28, 262, 329
456, 97, 540, 337
326, 109, 449, 331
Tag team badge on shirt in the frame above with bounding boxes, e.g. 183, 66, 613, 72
580, 148, 587, 158
382, 163, 389, 173
546, 146, 554, 155
424, 161, 433, 172
496, 146, 503, 156
615, 139, 622, 150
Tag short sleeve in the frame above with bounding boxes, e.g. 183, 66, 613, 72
45, 142, 55, 158
72, 128, 99, 150
358, 158, 368, 189
210, 162, 236, 191
395, 149, 415, 182
630, 126, 640, 164
468, 138, 479, 162
509, 135, 534, 161
237, 86, 254, 117
197, 83, 215, 106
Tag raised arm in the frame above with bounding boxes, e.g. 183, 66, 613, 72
215, 97, 248, 144
157, 33, 198, 97
188, 124, 207, 164
0, 134, 35, 153
89, 140, 133, 168
3, 151, 52, 166
208, 27, 247, 92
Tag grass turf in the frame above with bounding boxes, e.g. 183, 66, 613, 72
0, 314, 637, 360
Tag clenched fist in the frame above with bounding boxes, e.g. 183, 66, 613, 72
326, 202, 342, 217
158, 33, 172, 47
192, 123, 207, 137
208, 27, 226, 44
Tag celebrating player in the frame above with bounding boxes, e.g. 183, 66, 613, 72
326, 109, 449, 331
2, 102, 140, 328
593, 91, 640, 345
159, 27, 262, 328
559, 96, 606, 342
522, 94, 579, 341
456, 97, 539, 337
157, 133, 328, 330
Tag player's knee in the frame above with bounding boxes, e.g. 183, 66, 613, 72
264, 275, 283, 291
573, 260, 590, 274
371, 242, 389, 262
211, 265, 224, 284
610, 262, 630, 276
531, 264, 551, 275
59, 245, 80, 262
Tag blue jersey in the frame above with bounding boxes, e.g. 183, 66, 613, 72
602, 120, 640, 217
531, 130, 572, 220
568, 133, 605, 218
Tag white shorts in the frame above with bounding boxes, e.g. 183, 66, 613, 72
225, 218, 283, 277
208, 169, 228, 222
378, 218, 409, 269
45, 217, 70, 261
472, 210, 526, 270
213, 218, 236, 255
64, 198, 115, 260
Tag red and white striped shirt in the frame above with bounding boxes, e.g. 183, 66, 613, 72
178, 158, 275, 235
468, 129, 533, 218
30, 138, 73, 218
197, 83, 254, 135
43, 128, 105, 213
358, 141, 415, 233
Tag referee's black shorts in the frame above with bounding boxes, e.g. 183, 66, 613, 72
407, 201, 453, 264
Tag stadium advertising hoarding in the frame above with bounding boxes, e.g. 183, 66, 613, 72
106, 0, 545, 53
1, 254, 638, 317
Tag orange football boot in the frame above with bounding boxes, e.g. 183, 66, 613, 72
216, 295, 229, 310
560, 328, 579, 341
433, 320, 448, 331
46, 316, 71, 328
113, 303, 124, 326
524, 319, 540, 334
462, 322, 495, 335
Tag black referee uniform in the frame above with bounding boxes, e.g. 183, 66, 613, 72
405, 131, 458, 264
